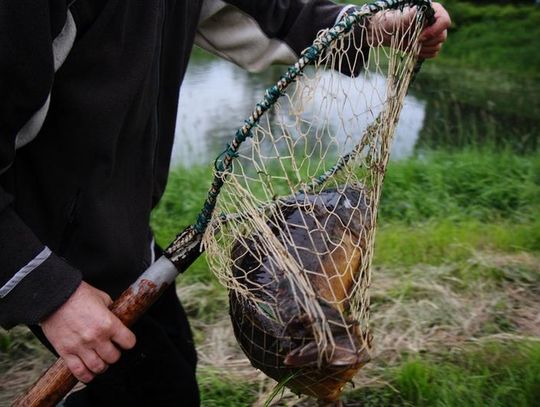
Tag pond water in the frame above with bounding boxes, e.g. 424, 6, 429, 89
171, 53, 539, 169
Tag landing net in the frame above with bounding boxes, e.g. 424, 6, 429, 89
200, 1, 432, 401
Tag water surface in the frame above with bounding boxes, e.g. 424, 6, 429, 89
172, 53, 539, 169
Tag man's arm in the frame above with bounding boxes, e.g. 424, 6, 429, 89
195, 0, 450, 73
0, 0, 82, 331
195, 0, 345, 72
0, 0, 135, 383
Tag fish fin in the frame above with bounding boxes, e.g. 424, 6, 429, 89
284, 339, 370, 368
328, 346, 370, 366
284, 341, 320, 367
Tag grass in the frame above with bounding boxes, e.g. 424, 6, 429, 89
153, 149, 540, 273
130, 268, 540, 407
433, 1, 540, 77
374, 219, 540, 266
379, 149, 540, 223
0, 327, 55, 406
344, 341, 540, 406
183, 245, 540, 406
155, 150, 540, 230
195, 341, 540, 406
198, 368, 259, 407
149, 149, 540, 293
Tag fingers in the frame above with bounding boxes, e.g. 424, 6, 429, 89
371, 3, 450, 55
419, 3, 451, 59
95, 341, 122, 364
369, 7, 416, 47
65, 347, 115, 383
40, 281, 139, 386
423, 30, 447, 47
110, 318, 137, 350
63, 320, 130, 382
80, 349, 108, 375
420, 3, 451, 42
419, 44, 442, 59
64, 354, 95, 384
63, 322, 130, 382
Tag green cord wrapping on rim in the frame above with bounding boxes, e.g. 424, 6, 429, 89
192, 0, 434, 234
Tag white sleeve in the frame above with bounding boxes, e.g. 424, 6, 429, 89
195, 0, 298, 73
195, 0, 346, 73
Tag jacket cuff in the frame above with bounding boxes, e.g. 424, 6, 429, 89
0, 253, 82, 328
0, 207, 82, 329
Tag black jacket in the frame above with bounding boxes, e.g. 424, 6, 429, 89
0, 0, 347, 328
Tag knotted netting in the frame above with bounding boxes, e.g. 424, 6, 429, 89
199, 0, 433, 402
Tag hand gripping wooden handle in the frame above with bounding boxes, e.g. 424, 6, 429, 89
13, 246, 200, 407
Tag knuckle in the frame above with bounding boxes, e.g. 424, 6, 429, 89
87, 359, 103, 372
81, 330, 97, 343
103, 294, 113, 305
56, 344, 69, 355
68, 361, 86, 378
446, 15, 452, 27
100, 316, 113, 332
94, 362, 108, 374
102, 351, 119, 364
104, 345, 122, 363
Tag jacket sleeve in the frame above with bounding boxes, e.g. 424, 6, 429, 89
195, 0, 351, 72
0, 0, 82, 329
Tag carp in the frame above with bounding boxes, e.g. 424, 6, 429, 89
229, 185, 373, 403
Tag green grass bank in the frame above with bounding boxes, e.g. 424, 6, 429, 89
152, 149, 540, 274
344, 340, 540, 407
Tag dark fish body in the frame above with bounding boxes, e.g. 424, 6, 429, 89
230, 186, 372, 402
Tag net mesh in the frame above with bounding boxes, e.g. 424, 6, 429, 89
201, 2, 429, 402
